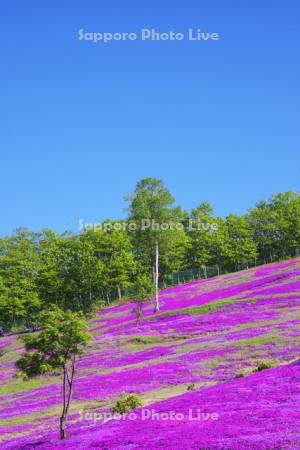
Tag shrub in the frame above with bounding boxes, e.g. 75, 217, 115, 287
254, 361, 273, 372
235, 372, 244, 379
111, 394, 142, 414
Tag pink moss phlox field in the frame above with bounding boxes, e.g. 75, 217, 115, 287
4, 362, 300, 449
1, 258, 300, 449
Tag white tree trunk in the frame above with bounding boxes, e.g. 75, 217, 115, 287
154, 240, 159, 312
117, 285, 122, 301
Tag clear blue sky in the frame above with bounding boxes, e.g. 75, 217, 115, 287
1, 0, 299, 235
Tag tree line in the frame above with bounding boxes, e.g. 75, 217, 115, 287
1, 177, 299, 330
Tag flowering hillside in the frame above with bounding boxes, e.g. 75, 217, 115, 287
1, 258, 300, 449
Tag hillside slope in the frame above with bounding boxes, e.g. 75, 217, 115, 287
1, 258, 300, 449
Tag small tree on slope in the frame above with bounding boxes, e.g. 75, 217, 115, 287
133, 273, 155, 324
16, 306, 90, 440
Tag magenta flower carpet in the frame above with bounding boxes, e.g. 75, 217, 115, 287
1, 258, 300, 449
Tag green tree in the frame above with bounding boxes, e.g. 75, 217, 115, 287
86, 225, 136, 302
160, 227, 191, 284
224, 214, 258, 270
126, 177, 184, 311
208, 217, 229, 276
248, 192, 300, 262
37, 231, 105, 313
132, 273, 155, 323
187, 202, 216, 278
248, 199, 281, 263
16, 306, 90, 440
0, 230, 41, 329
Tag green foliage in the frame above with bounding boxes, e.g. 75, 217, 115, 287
0, 230, 41, 329
224, 214, 258, 270
126, 177, 187, 280
111, 394, 142, 414
86, 226, 136, 302
0, 181, 299, 332
187, 202, 217, 275
248, 192, 300, 261
37, 230, 106, 313
131, 273, 155, 321
254, 360, 274, 372
16, 306, 90, 378
15, 306, 91, 440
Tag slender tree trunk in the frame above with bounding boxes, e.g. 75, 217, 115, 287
60, 366, 67, 440
89, 282, 92, 307
216, 264, 220, 276
117, 285, 122, 301
154, 241, 159, 312
60, 358, 76, 440
152, 263, 156, 284
60, 416, 67, 440
136, 301, 143, 325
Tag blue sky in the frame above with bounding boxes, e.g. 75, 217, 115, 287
1, 0, 299, 235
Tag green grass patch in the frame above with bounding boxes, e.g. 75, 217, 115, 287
127, 335, 164, 345
0, 376, 58, 396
